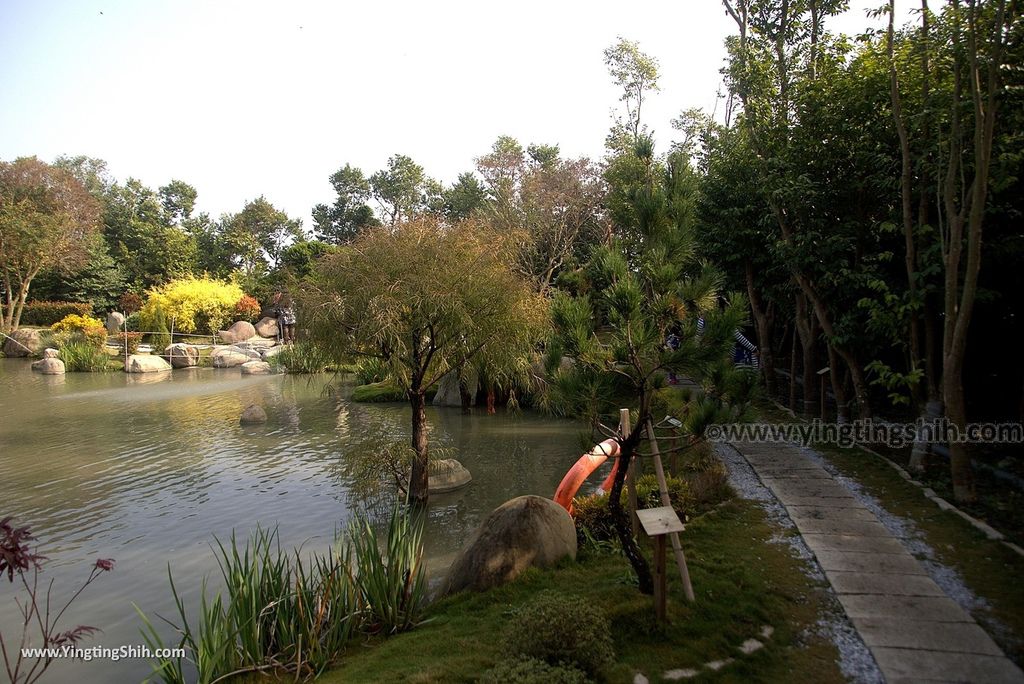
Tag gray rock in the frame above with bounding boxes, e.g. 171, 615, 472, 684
211, 346, 254, 368
2, 328, 43, 357
31, 358, 65, 374
217, 320, 257, 344
240, 360, 272, 375
428, 459, 472, 493
164, 343, 199, 368
42, 347, 60, 359
240, 404, 267, 425
125, 354, 172, 373
105, 311, 125, 335
444, 495, 576, 594
254, 316, 279, 338
261, 345, 284, 360
433, 367, 478, 407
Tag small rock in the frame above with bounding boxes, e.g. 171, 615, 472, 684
760, 625, 774, 640
164, 343, 199, 368
663, 669, 699, 680
428, 459, 472, 493
31, 358, 65, 375
240, 404, 267, 425
42, 348, 60, 359
217, 320, 257, 344
125, 354, 172, 373
105, 311, 125, 334
254, 316, 279, 338
240, 360, 272, 375
738, 639, 763, 655
633, 675, 650, 684
2, 329, 42, 357
211, 347, 254, 368
704, 659, 734, 672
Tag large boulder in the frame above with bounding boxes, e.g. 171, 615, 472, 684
217, 320, 257, 344
125, 354, 172, 373
105, 311, 125, 335
240, 360, 272, 375
444, 495, 577, 595
433, 367, 479, 407
254, 316, 279, 338
429, 459, 472, 494
42, 348, 60, 359
164, 343, 199, 368
211, 346, 256, 368
31, 358, 65, 375
240, 404, 267, 425
2, 329, 43, 357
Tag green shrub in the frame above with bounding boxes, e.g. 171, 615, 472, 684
148, 304, 171, 351
118, 291, 144, 315
354, 357, 389, 385
574, 474, 693, 543
20, 301, 93, 326
269, 342, 330, 373
59, 341, 110, 372
50, 314, 108, 350
111, 331, 143, 355
503, 591, 614, 677
351, 381, 405, 403
480, 657, 589, 684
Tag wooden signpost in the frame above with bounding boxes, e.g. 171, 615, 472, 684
636, 506, 686, 622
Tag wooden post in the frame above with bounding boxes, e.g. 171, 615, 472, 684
637, 507, 685, 622
645, 421, 695, 602
619, 408, 639, 538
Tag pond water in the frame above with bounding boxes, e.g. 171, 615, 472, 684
0, 359, 594, 683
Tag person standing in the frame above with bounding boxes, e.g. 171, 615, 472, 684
272, 292, 297, 345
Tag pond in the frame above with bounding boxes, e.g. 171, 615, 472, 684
0, 359, 593, 683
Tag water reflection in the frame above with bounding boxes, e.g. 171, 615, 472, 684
0, 359, 587, 683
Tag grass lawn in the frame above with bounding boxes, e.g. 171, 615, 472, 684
315, 499, 844, 683
757, 401, 1024, 664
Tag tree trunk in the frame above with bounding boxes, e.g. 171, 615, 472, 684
486, 386, 496, 415
609, 424, 654, 595
408, 388, 430, 505
745, 260, 776, 397
794, 293, 819, 415
789, 325, 797, 410
944, 355, 975, 501
826, 345, 849, 423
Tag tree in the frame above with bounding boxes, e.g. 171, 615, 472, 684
603, 37, 660, 148
0, 157, 100, 331
158, 180, 198, 225
476, 136, 608, 293
304, 217, 546, 504
440, 172, 487, 222
223, 197, 304, 277
312, 164, 379, 244
369, 155, 438, 226
29, 236, 127, 313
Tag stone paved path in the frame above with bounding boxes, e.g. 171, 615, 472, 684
735, 440, 1024, 684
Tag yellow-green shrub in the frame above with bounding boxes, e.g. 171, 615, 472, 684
51, 314, 107, 349
140, 276, 245, 335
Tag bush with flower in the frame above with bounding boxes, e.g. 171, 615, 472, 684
139, 276, 245, 335
50, 313, 108, 350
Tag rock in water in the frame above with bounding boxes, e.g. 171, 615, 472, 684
125, 354, 172, 373
428, 459, 472, 493
164, 343, 199, 368
254, 316, 279, 338
444, 495, 577, 595
42, 348, 60, 359
211, 347, 254, 368
240, 404, 267, 425
31, 358, 66, 374
217, 320, 257, 344
105, 311, 125, 334
2, 329, 42, 357
240, 360, 272, 375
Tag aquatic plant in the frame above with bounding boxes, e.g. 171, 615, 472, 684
0, 517, 114, 684
58, 340, 111, 372
269, 342, 330, 374
137, 506, 426, 683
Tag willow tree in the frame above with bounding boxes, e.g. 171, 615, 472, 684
303, 216, 547, 504
0, 157, 100, 332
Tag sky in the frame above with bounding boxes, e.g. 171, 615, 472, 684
0, 0, 906, 229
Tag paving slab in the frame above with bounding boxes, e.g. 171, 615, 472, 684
838, 594, 972, 622
786, 505, 875, 521
802, 533, 908, 555
852, 617, 1003, 655
871, 648, 1024, 683
812, 549, 927, 575
731, 440, 1024, 683
827, 571, 946, 597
